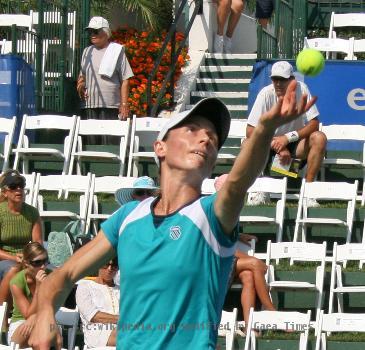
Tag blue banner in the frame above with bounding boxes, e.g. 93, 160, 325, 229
248, 59, 365, 126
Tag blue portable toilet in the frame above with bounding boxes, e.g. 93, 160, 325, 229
0, 55, 35, 143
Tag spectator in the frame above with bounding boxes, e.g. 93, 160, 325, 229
77, 16, 134, 143
246, 61, 326, 206
8, 242, 49, 347
256, 0, 274, 28
76, 258, 119, 348
0, 170, 43, 310
215, 0, 274, 53
29, 89, 317, 349
114, 176, 159, 206
214, 174, 275, 333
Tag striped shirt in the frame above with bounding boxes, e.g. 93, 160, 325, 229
0, 202, 39, 255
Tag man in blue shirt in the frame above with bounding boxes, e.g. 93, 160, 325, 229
29, 80, 317, 349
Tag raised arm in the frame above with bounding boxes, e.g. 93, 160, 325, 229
215, 80, 317, 234
28, 231, 115, 350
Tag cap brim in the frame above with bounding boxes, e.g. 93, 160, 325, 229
158, 97, 231, 150
115, 185, 159, 205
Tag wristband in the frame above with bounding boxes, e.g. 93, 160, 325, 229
285, 131, 299, 143
121, 102, 128, 106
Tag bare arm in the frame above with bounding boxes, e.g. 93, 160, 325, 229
119, 79, 130, 120
215, 80, 317, 234
29, 231, 115, 349
0, 249, 18, 261
31, 217, 43, 244
91, 311, 119, 324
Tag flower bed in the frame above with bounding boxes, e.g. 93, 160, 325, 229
112, 27, 190, 116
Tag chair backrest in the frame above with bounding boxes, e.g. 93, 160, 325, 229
329, 12, 365, 36
320, 124, 365, 142
0, 116, 16, 172
0, 302, 7, 333
201, 178, 216, 195
315, 310, 365, 350
304, 37, 354, 59
227, 119, 247, 139
333, 242, 365, 263
55, 306, 79, 350
247, 176, 287, 195
92, 176, 136, 194
75, 118, 130, 138
353, 38, 365, 53
266, 240, 327, 264
299, 179, 358, 201
0, 14, 33, 30
245, 308, 311, 350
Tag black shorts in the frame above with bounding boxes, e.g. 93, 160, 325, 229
256, 0, 274, 19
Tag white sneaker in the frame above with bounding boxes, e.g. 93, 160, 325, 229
214, 34, 224, 53
306, 198, 320, 208
247, 192, 270, 206
224, 35, 232, 54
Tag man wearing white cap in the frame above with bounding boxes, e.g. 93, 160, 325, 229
247, 61, 327, 206
77, 16, 134, 141
29, 91, 317, 349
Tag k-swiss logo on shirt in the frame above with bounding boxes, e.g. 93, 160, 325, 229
169, 226, 182, 240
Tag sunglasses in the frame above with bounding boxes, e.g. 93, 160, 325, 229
88, 28, 102, 35
6, 183, 25, 191
271, 77, 290, 82
29, 258, 49, 267
102, 262, 118, 270
133, 189, 153, 197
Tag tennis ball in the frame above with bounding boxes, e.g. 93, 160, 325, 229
296, 49, 325, 77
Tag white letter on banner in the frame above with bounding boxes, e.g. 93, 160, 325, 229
347, 88, 365, 110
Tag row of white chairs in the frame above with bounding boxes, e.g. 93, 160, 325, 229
0, 114, 247, 177
221, 306, 365, 350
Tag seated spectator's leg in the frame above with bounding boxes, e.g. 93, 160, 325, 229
226, 0, 245, 38
237, 269, 255, 330
107, 328, 117, 346
8, 320, 26, 347
295, 131, 327, 182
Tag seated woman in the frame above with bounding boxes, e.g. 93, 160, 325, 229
76, 258, 119, 348
0, 170, 43, 311
8, 242, 49, 347
214, 174, 275, 332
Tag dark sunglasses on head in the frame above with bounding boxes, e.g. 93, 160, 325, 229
88, 28, 102, 35
29, 258, 49, 267
7, 183, 25, 191
133, 189, 153, 197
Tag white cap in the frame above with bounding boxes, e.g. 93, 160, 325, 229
86, 16, 109, 30
270, 61, 294, 79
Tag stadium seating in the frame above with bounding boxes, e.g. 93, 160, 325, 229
0, 116, 16, 173
218, 308, 238, 350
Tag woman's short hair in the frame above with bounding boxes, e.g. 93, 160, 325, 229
23, 242, 47, 264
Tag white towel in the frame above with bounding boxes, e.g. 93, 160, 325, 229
98, 42, 123, 78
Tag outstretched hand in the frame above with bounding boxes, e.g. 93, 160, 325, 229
260, 80, 317, 130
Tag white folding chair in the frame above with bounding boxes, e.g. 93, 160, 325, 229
0, 14, 33, 31
13, 114, 77, 175
328, 12, 365, 59
216, 119, 247, 164
22, 172, 37, 206
266, 240, 327, 324
218, 308, 238, 350
328, 242, 365, 314
127, 115, 168, 176
293, 180, 358, 243
86, 176, 136, 235
55, 306, 79, 350
320, 124, 365, 205
34, 173, 93, 235
0, 116, 16, 173
353, 38, 365, 57
69, 118, 130, 176
304, 36, 354, 60
244, 308, 311, 350
315, 311, 365, 350
241, 177, 287, 242
0, 302, 7, 335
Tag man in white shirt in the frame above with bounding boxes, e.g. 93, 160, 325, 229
247, 61, 327, 205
